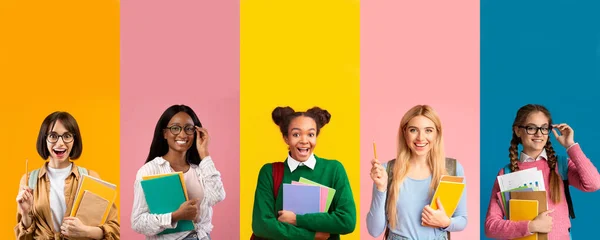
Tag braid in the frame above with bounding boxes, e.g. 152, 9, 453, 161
545, 141, 562, 203
509, 134, 520, 172
509, 104, 560, 202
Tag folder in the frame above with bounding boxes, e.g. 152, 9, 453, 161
501, 186, 533, 216
291, 181, 328, 212
71, 175, 117, 225
298, 177, 336, 212
498, 167, 546, 192
496, 192, 506, 215
283, 184, 321, 215
440, 175, 464, 183
511, 191, 548, 240
509, 199, 538, 240
142, 172, 189, 201
141, 174, 194, 235
75, 191, 109, 226
423, 178, 465, 227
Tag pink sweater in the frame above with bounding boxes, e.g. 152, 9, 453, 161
484, 144, 600, 240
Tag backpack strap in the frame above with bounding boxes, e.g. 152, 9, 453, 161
271, 162, 284, 198
386, 159, 396, 192
77, 166, 88, 176
503, 163, 512, 175
445, 158, 457, 176
557, 155, 575, 219
557, 155, 569, 181
383, 159, 395, 240
28, 169, 40, 190
251, 162, 285, 240
28, 166, 88, 190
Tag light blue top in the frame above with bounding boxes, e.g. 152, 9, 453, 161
366, 162, 468, 240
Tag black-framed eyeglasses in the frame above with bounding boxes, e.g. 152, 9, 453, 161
518, 125, 551, 135
165, 125, 195, 135
46, 133, 75, 143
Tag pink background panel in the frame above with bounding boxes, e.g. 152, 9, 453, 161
120, 0, 239, 239
360, 0, 480, 239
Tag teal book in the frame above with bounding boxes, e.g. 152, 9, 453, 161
140, 174, 194, 235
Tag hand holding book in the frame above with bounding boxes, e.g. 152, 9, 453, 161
277, 210, 296, 225
140, 172, 195, 234
422, 198, 451, 228
172, 198, 200, 222
528, 209, 554, 234
61, 216, 95, 238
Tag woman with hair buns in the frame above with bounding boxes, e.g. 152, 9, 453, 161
484, 104, 600, 240
250, 106, 356, 240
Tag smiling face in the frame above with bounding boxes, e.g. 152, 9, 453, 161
46, 120, 74, 163
404, 115, 438, 157
284, 116, 317, 162
514, 111, 550, 155
163, 111, 195, 154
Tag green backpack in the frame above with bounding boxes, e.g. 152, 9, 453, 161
28, 166, 88, 190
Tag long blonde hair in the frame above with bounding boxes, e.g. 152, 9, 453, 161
386, 105, 447, 229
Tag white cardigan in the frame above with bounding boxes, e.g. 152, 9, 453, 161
131, 156, 226, 240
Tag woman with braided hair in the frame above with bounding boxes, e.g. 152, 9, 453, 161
484, 104, 600, 240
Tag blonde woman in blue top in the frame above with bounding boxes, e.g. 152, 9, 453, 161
366, 105, 467, 240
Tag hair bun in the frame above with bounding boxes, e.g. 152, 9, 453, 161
272, 106, 295, 126
307, 107, 331, 126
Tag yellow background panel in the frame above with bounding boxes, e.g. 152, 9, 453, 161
241, 0, 360, 239
0, 0, 119, 238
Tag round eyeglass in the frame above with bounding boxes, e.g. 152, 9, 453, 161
518, 125, 551, 135
46, 133, 75, 143
165, 125, 195, 135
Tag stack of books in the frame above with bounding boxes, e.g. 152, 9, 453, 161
422, 175, 466, 227
71, 175, 117, 226
140, 172, 193, 235
497, 167, 548, 240
282, 177, 336, 214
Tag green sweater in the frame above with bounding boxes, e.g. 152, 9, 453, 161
251, 155, 356, 240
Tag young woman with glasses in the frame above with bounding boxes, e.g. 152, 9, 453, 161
131, 104, 225, 240
15, 111, 120, 239
484, 104, 600, 240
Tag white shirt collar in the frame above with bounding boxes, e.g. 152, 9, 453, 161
520, 149, 548, 163
287, 153, 316, 172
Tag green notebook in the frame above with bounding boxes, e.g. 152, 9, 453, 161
140, 174, 194, 235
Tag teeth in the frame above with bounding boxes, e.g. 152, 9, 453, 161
176, 140, 187, 144
415, 143, 427, 147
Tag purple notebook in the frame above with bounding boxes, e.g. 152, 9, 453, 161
283, 184, 321, 215
292, 181, 328, 212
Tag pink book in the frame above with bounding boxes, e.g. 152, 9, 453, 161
292, 181, 327, 212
